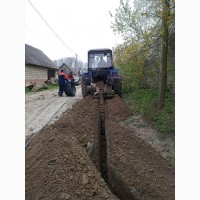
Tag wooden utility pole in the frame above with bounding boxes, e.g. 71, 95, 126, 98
158, 0, 170, 109
75, 54, 78, 72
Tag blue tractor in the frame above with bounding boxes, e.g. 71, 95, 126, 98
81, 48, 122, 98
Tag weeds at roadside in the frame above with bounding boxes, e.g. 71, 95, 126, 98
25, 84, 59, 94
25, 86, 31, 94
123, 88, 175, 134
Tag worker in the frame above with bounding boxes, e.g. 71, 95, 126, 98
97, 56, 107, 67
58, 69, 67, 96
66, 71, 74, 79
66, 72, 75, 88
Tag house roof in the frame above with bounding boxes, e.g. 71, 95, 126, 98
25, 44, 58, 70
60, 64, 78, 76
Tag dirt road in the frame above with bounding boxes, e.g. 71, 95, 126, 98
25, 86, 82, 139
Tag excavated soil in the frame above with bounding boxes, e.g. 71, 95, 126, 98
105, 97, 175, 199
26, 96, 175, 200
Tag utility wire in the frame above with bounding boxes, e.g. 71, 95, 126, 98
27, 0, 77, 56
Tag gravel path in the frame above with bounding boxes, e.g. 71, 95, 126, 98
25, 86, 82, 139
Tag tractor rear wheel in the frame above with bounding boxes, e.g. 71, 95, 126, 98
81, 82, 88, 98
113, 78, 122, 97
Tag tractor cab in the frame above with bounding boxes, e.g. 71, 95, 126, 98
86, 49, 114, 83
88, 49, 113, 69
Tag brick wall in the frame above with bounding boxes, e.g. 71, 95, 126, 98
25, 64, 47, 84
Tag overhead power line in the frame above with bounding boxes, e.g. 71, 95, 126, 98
27, 0, 78, 57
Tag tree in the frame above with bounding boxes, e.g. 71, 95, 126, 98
53, 56, 85, 73
111, 0, 163, 91
158, 0, 170, 109
111, 0, 162, 44
113, 42, 148, 93
111, 0, 174, 107
63, 57, 75, 67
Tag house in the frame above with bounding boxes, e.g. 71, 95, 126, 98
59, 63, 78, 76
25, 44, 59, 84
59, 63, 81, 85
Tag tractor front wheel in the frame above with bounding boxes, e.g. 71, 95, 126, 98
113, 78, 122, 97
81, 82, 88, 98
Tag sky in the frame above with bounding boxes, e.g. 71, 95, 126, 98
25, 0, 123, 63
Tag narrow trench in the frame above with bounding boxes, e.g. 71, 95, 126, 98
98, 100, 124, 200
86, 96, 132, 199
99, 121, 108, 183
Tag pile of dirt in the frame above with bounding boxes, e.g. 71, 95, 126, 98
105, 97, 175, 200
26, 96, 175, 200
26, 96, 118, 200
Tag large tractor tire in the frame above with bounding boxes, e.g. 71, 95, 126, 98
113, 78, 122, 97
81, 82, 88, 98
65, 82, 76, 97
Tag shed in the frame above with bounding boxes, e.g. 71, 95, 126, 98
25, 44, 59, 84
59, 63, 78, 76
59, 63, 82, 85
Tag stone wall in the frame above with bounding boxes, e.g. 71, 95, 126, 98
25, 64, 48, 84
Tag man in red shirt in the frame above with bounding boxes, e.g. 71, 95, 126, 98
66, 72, 75, 88
66, 72, 74, 79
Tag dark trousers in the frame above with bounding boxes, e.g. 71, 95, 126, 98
58, 84, 67, 96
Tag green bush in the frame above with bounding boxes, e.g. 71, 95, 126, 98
25, 86, 31, 93
123, 89, 175, 134
25, 84, 59, 94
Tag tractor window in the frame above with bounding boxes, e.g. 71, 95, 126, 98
88, 52, 112, 68
106, 54, 112, 67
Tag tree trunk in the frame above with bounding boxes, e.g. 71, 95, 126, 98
158, 0, 170, 109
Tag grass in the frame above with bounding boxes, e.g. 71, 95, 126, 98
25, 84, 59, 94
25, 86, 31, 94
123, 88, 175, 134
40, 84, 59, 91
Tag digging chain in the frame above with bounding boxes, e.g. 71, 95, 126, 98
97, 81, 105, 134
